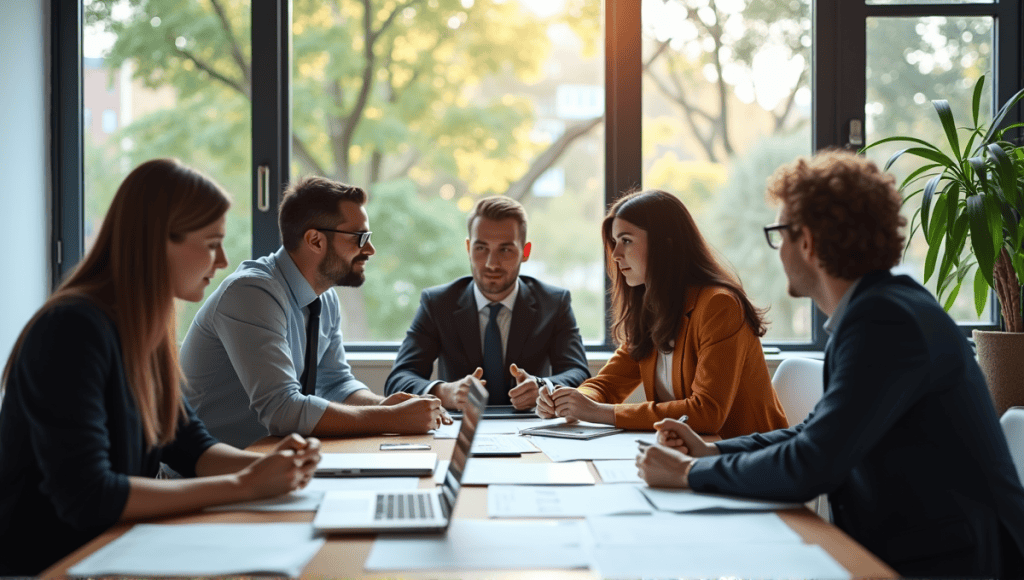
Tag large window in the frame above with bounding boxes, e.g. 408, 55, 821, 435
58, 1, 1023, 350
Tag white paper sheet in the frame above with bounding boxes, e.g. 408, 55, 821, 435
488, 484, 652, 517
433, 458, 595, 485
68, 523, 324, 577
432, 420, 461, 439
465, 458, 594, 485
364, 520, 591, 571
640, 486, 804, 512
591, 543, 850, 579
471, 434, 540, 454
593, 459, 644, 483
527, 430, 656, 462
434, 418, 558, 439
586, 512, 803, 545
206, 477, 419, 512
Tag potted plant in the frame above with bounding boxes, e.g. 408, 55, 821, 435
864, 75, 1024, 416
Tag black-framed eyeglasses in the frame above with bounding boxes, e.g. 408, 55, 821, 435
316, 228, 372, 248
763, 223, 793, 250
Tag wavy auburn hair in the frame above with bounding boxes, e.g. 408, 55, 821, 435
603, 190, 768, 361
3, 159, 230, 448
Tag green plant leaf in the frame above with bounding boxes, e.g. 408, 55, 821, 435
989, 143, 1021, 211
943, 279, 964, 311
927, 190, 949, 246
924, 231, 942, 283
971, 75, 985, 128
968, 194, 996, 288
974, 265, 990, 317
898, 163, 941, 192
983, 85, 1024, 144
933, 99, 961, 162
921, 174, 943, 238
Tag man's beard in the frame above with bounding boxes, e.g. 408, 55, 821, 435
319, 246, 366, 288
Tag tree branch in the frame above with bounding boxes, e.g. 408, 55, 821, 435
208, 0, 251, 87
505, 116, 603, 201
773, 66, 807, 132
293, 134, 328, 178
173, 45, 247, 97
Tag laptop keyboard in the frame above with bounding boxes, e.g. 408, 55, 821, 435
374, 493, 435, 520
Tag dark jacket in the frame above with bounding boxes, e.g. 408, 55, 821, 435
688, 271, 1024, 576
385, 275, 590, 405
0, 299, 217, 575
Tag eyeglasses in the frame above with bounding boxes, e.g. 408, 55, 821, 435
316, 228, 372, 248
763, 223, 793, 249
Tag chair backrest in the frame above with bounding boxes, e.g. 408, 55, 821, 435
1000, 407, 1024, 486
771, 357, 825, 428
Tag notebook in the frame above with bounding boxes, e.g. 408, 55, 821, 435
314, 452, 437, 477
312, 377, 487, 533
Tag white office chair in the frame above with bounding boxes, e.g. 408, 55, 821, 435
772, 357, 825, 427
771, 357, 828, 520
1000, 407, 1024, 486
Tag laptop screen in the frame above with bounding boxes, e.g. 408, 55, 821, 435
439, 377, 487, 520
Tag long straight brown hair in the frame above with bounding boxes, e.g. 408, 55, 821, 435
603, 190, 767, 361
2, 159, 230, 448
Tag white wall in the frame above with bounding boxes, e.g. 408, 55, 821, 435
0, 0, 50, 363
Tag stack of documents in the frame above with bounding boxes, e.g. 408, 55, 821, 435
527, 430, 656, 462
433, 458, 595, 485
488, 484, 652, 517
68, 523, 324, 577
205, 477, 419, 512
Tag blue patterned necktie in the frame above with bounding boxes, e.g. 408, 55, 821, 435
482, 303, 506, 404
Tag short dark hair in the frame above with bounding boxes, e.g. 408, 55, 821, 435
766, 149, 906, 280
466, 196, 528, 243
279, 177, 367, 251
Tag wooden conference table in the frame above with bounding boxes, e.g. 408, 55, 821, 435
45, 430, 897, 578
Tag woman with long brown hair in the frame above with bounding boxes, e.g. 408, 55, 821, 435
0, 159, 321, 575
538, 190, 787, 437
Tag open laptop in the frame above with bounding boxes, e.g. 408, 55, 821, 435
314, 452, 437, 477
312, 377, 487, 533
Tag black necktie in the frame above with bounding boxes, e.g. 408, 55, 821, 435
482, 303, 507, 405
300, 297, 322, 396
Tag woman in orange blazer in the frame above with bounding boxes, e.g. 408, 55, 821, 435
537, 190, 787, 437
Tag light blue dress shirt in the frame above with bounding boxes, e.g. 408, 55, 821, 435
180, 247, 368, 448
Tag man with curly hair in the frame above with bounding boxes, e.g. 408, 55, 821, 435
637, 149, 1024, 577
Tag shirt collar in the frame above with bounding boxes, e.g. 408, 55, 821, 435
823, 277, 862, 336
473, 278, 519, 313
276, 246, 320, 309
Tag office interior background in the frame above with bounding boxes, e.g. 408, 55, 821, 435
2, 1, 1022, 391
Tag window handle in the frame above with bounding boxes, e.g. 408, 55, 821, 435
257, 164, 271, 212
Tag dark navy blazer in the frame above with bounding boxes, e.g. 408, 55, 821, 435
385, 275, 590, 405
688, 271, 1024, 576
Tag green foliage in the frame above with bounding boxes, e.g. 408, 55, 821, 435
864, 75, 1024, 316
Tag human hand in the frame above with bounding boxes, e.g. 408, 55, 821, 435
536, 382, 557, 418
549, 387, 602, 423
508, 363, 540, 410
238, 435, 320, 500
636, 443, 694, 489
389, 394, 446, 433
654, 417, 719, 457
453, 368, 485, 412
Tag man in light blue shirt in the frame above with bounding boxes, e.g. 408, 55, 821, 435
181, 177, 446, 448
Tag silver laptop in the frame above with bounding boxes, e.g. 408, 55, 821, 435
312, 377, 487, 533
315, 452, 437, 477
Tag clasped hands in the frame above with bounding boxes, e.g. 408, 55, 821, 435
634, 417, 719, 489
379, 391, 452, 430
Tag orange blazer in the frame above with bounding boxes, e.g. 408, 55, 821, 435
578, 286, 787, 437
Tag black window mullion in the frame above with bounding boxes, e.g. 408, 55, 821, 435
251, 0, 291, 259
52, 0, 84, 289
601, 0, 642, 350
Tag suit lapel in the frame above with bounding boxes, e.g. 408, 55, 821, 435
505, 279, 536, 366
454, 284, 483, 367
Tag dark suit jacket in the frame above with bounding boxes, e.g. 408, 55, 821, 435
688, 271, 1024, 577
0, 299, 218, 575
385, 275, 590, 405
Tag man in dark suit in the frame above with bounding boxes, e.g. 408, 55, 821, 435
385, 196, 590, 408
636, 150, 1024, 577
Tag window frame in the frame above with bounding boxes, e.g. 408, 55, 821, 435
55, 0, 1019, 351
